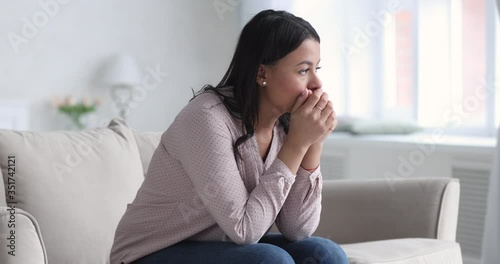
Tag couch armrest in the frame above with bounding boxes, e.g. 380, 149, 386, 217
0, 168, 6, 206
314, 178, 460, 244
436, 178, 460, 241
0, 207, 47, 264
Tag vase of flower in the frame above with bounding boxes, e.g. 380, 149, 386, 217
52, 96, 103, 130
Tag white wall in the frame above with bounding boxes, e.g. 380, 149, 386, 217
0, 0, 239, 131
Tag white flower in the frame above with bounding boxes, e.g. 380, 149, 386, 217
94, 97, 104, 106
82, 95, 91, 106
65, 96, 76, 106
51, 96, 62, 107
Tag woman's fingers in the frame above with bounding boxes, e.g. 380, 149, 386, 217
315, 109, 337, 143
302, 88, 324, 111
288, 90, 338, 146
321, 101, 334, 121
326, 109, 336, 130
290, 89, 310, 113
315, 92, 329, 110
330, 118, 338, 131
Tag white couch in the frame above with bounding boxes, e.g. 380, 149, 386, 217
0, 119, 463, 264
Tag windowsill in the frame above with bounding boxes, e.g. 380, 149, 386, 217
325, 132, 496, 154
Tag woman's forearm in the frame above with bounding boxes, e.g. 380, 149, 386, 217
277, 140, 309, 175
275, 168, 323, 240
300, 142, 322, 171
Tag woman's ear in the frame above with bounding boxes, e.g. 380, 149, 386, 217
256, 64, 267, 86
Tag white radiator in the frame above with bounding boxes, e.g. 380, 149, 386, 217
320, 150, 348, 180
452, 156, 492, 264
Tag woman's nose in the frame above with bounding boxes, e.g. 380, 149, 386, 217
308, 72, 322, 90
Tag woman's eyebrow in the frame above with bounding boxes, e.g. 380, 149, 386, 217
294, 59, 321, 66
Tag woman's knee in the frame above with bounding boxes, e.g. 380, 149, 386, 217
254, 244, 295, 263
222, 243, 294, 264
289, 237, 349, 264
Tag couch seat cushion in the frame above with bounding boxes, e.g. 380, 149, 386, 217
341, 238, 462, 264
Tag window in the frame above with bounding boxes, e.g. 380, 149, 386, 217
383, 9, 414, 120
290, 0, 499, 137
384, 0, 496, 135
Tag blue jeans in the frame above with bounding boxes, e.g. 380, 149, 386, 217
132, 233, 349, 264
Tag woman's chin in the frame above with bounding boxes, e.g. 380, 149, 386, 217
283, 106, 293, 114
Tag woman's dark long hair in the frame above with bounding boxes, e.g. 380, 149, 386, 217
192, 9, 320, 160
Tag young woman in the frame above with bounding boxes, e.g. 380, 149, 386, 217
110, 9, 348, 264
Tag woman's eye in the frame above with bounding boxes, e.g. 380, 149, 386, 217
299, 66, 321, 75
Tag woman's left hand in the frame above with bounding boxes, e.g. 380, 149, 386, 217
299, 90, 337, 170
312, 91, 337, 143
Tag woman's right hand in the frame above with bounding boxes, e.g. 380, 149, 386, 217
287, 89, 334, 148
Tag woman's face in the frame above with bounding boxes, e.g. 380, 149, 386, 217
259, 39, 322, 114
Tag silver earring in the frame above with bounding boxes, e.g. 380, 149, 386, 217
262, 81, 267, 86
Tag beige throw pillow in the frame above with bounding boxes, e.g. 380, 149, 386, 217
132, 130, 162, 177
0, 119, 144, 264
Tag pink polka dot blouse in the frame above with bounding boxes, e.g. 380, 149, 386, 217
110, 88, 323, 264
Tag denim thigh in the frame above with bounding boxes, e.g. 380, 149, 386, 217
132, 239, 294, 264
259, 233, 349, 264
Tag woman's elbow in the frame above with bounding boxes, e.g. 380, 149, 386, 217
233, 239, 258, 246
282, 231, 311, 242
230, 233, 261, 245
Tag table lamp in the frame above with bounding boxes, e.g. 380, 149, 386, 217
101, 54, 142, 120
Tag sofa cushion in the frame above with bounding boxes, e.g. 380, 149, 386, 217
334, 116, 422, 135
349, 119, 422, 135
0, 119, 144, 264
132, 130, 162, 177
0, 207, 47, 264
341, 238, 462, 264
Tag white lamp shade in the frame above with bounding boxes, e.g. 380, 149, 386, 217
101, 54, 142, 86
